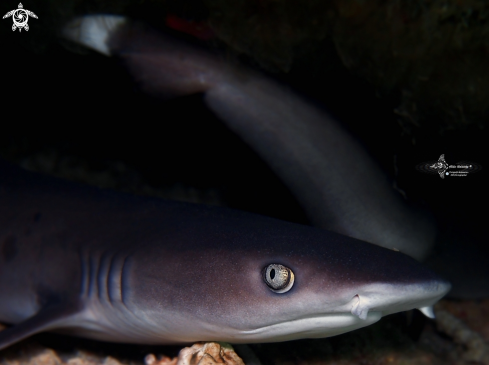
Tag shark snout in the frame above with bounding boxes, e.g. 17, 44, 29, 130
349, 278, 451, 320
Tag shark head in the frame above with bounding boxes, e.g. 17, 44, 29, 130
112, 204, 450, 344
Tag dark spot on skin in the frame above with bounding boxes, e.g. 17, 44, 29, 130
2, 235, 18, 262
34, 212, 41, 222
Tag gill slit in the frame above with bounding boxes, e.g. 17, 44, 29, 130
120, 254, 130, 310
79, 249, 125, 305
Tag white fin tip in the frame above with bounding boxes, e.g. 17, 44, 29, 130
418, 306, 435, 319
62, 15, 127, 56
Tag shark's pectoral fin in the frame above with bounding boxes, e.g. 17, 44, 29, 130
0, 302, 82, 351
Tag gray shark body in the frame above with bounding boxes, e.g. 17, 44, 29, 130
0, 159, 449, 350
63, 15, 435, 262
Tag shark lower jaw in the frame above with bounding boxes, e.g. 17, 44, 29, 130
228, 281, 451, 343
232, 312, 383, 343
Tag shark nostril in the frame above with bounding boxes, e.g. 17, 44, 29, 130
351, 294, 370, 320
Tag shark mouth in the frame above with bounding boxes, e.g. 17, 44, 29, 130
237, 311, 383, 343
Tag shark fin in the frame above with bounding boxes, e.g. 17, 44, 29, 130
63, 15, 127, 56
0, 302, 82, 351
417, 306, 435, 319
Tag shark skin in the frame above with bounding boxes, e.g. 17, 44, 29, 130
0, 159, 450, 350
62, 15, 435, 262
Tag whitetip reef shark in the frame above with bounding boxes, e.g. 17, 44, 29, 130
0, 159, 449, 350
0, 14, 451, 351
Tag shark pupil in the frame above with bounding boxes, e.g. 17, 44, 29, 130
270, 269, 276, 279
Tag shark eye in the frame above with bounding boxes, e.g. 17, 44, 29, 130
263, 264, 295, 293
